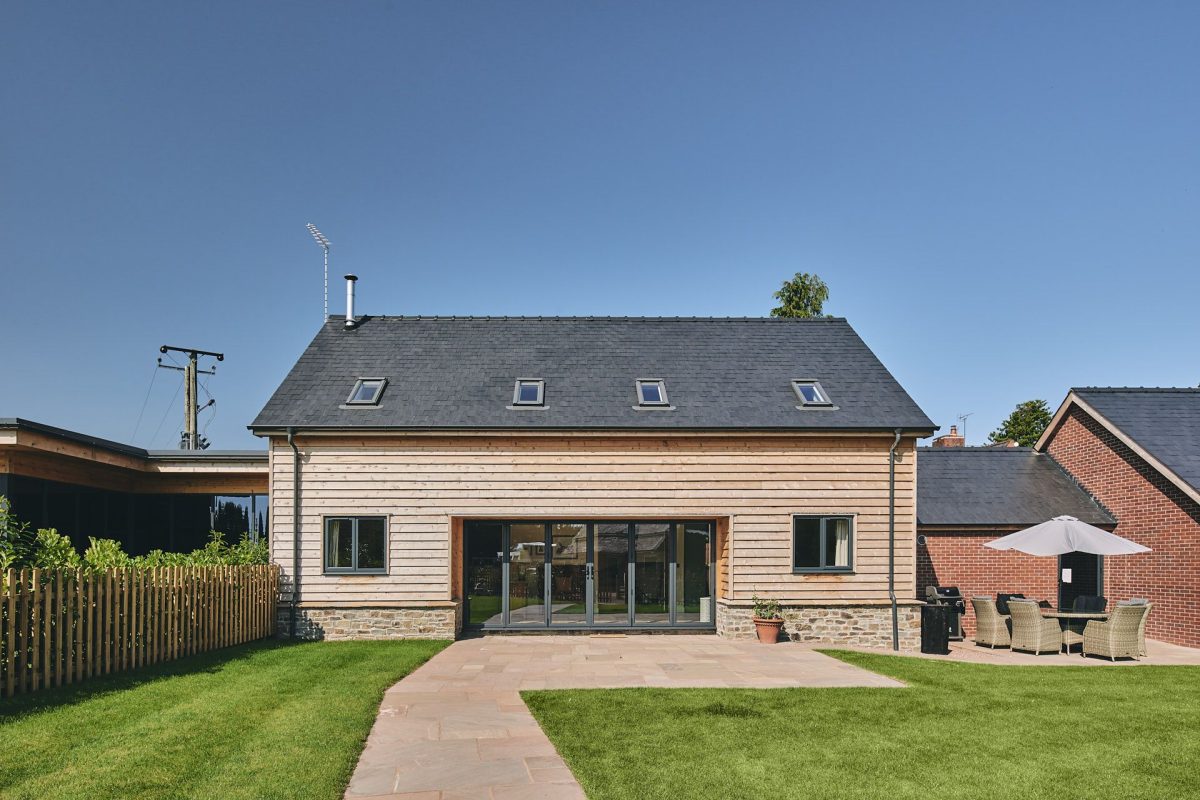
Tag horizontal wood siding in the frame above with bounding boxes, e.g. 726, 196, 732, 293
269, 434, 916, 605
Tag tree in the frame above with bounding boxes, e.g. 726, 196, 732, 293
988, 399, 1053, 447
771, 272, 829, 318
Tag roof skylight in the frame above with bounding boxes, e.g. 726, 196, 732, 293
792, 380, 832, 407
346, 378, 387, 406
636, 379, 669, 406
512, 379, 545, 406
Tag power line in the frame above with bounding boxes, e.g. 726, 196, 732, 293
147, 376, 184, 448
129, 364, 159, 442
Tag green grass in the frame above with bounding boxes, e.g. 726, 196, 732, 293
524, 650, 1200, 800
0, 638, 448, 800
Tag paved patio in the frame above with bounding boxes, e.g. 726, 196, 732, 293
874, 636, 1200, 666
345, 634, 902, 799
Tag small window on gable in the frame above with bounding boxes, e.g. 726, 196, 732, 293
637, 379, 669, 406
512, 379, 545, 406
792, 380, 832, 407
346, 378, 387, 406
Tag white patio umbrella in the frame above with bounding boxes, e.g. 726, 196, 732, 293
984, 515, 1151, 556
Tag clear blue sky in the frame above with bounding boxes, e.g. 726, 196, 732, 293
3, 2, 1197, 450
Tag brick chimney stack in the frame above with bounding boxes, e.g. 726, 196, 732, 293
932, 424, 966, 448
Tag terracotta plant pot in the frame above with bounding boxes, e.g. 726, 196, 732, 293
753, 617, 785, 644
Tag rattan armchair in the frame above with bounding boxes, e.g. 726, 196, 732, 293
1119, 599, 1150, 656
970, 596, 1010, 648
1008, 600, 1062, 654
1082, 603, 1150, 661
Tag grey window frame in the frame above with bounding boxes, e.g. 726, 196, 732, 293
323, 516, 389, 575
792, 514, 854, 573
792, 379, 833, 408
512, 379, 545, 406
345, 377, 388, 406
636, 379, 669, 407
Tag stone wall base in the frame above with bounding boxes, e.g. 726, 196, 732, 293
716, 601, 921, 650
276, 604, 460, 641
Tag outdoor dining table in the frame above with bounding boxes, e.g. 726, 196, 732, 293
1042, 610, 1108, 651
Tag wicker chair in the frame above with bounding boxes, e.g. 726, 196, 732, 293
971, 596, 1010, 648
1082, 603, 1150, 661
1116, 599, 1151, 657
1072, 595, 1107, 613
1009, 599, 1063, 654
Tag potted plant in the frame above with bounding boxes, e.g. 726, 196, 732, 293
752, 595, 785, 644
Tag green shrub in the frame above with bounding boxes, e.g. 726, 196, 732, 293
83, 537, 134, 570
32, 528, 82, 570
0, 496, 35, 572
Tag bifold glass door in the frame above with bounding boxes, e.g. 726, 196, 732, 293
463, 520, 714, 629
550, 524, 589, 625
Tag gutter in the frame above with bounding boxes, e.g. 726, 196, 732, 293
287, 427, 301, 637
888, 428, 901, 651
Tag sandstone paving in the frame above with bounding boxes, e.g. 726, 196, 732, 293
346, 634, 900, 798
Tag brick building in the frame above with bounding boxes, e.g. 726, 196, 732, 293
1037, 388, 1200, 648
916, 445, 1113, 635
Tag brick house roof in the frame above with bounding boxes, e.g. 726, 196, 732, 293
1038, 388, 1200, 502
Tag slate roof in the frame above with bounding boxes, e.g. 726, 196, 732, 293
1070, 388, 1200, 493
916, 447, 1114, 527
250, 316, 935, 432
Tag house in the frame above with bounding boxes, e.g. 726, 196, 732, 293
1036, 388, 1200, 648
0, 418, 268, 553
249, 309, 936, 647
915, 444, 1114, 635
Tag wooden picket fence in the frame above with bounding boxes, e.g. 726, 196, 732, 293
1, 565, 279, 698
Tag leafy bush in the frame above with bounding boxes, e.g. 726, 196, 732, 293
0, 496, 35, 572
0, 495, 269, 571
32, 529, 82, 570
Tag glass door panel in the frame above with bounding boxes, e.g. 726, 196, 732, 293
593, 523, 630, 625
465, 522, 504, 627
550, 523, 588, 625
634, 523, 670, 625
508, 523, 547, 626
675, 523, 713, 624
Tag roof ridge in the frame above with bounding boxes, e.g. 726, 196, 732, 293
325, 315, 849, 322
1073, 386, 1200, 393
917, 446, 1035, 452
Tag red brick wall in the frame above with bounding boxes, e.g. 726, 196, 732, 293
1044, 406, 1200, 648
917, 530, 1058, 635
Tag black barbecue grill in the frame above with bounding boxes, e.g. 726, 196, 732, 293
925, 586, 965, 641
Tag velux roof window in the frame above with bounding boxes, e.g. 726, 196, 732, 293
512, 379, 545, 406
346, 378, 387, 406
792, 380, 832, 408
636, 379, 669, 406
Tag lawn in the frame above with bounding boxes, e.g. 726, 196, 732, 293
524, 650, 1200, 800
0, 638, 448, 800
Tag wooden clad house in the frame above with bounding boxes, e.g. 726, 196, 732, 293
250, 315, 935, 647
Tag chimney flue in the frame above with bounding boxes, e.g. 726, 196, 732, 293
344, 274, 358, 328
932, 424, 966, 448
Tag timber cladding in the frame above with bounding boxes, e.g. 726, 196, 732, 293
268, 433, 917, 607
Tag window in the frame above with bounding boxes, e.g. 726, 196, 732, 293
325, 517, 387, 574
792, 515, 852, 572
512, 379, 545, 406
636, 379, 669, 406
792, 380, 832, 407
346, 378, 387, 406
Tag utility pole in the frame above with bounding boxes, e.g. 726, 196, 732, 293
158, 345, 223, 450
